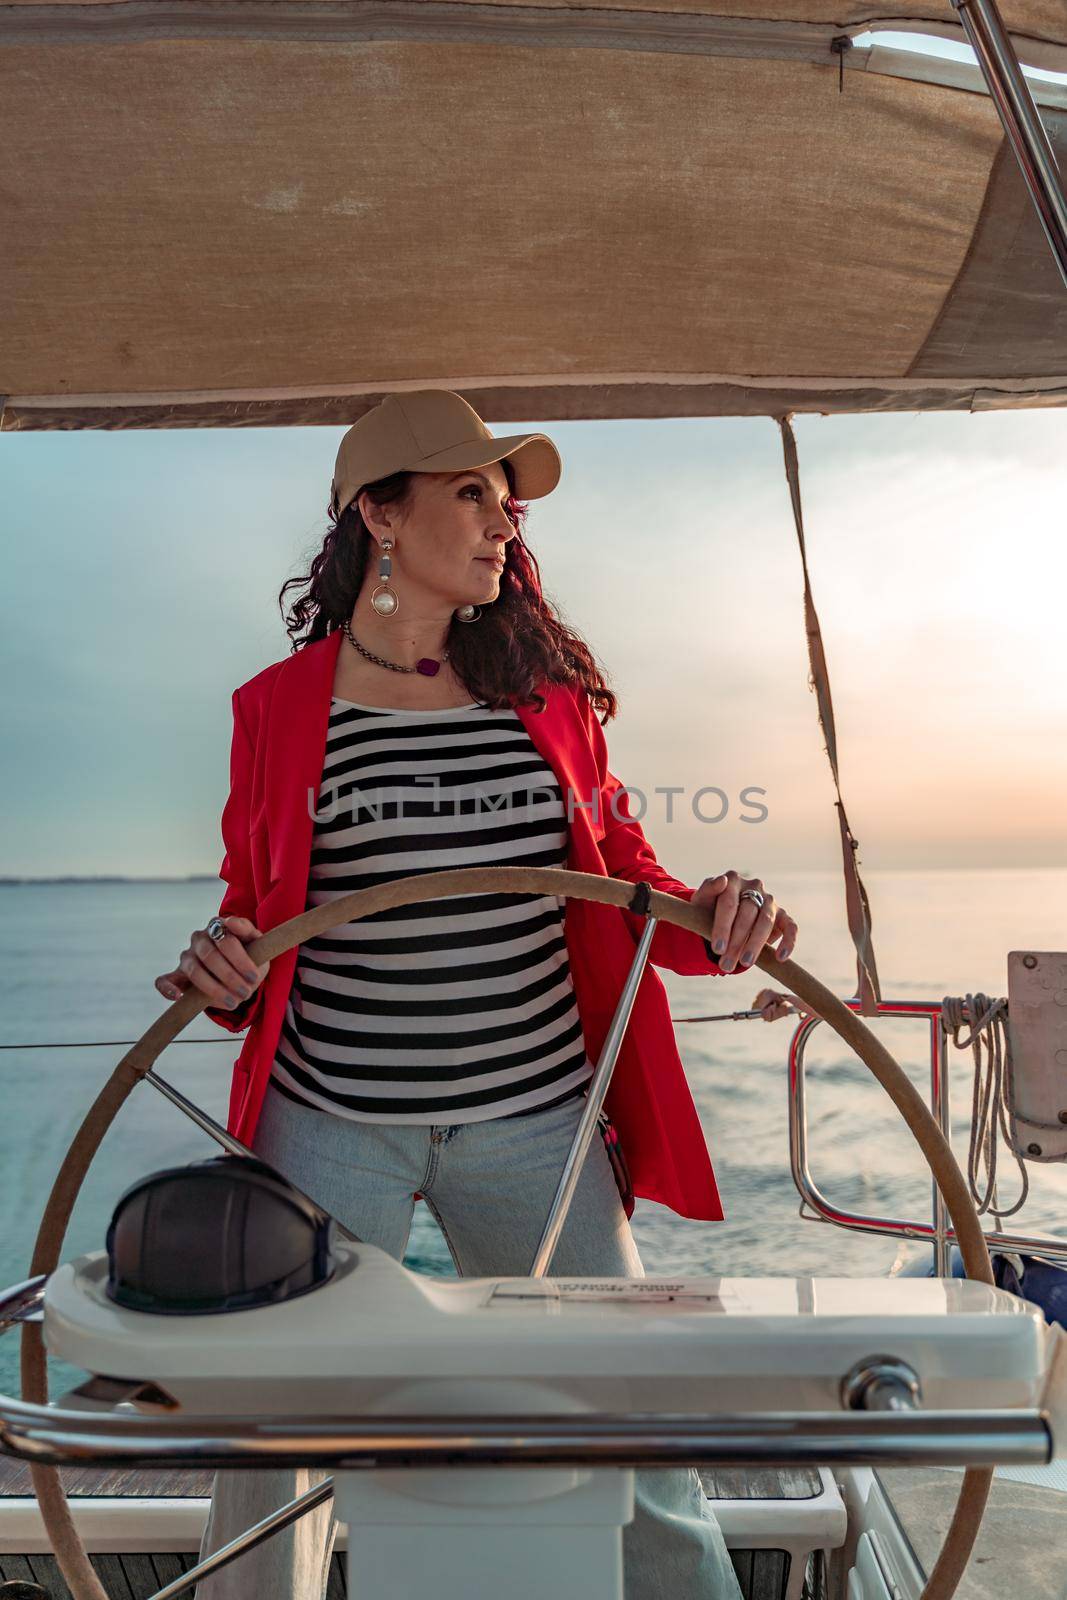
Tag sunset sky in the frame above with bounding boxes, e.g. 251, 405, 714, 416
4, 403, 1065, 883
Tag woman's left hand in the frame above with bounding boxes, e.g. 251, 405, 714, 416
690, 870, 797, 972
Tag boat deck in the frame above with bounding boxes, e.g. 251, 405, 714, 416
7, 1463, 1064, 1600
877, 1467, 1067, 1600
0, 1461, 822, 1499
0, 1464, 822, 1597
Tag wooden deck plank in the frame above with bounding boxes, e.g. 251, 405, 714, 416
731, 1549, 754, 1588
25, 1555, 68, 1600
0, 1461, 214, 1498
748, 1549, 790, 1600
0, 1554, 38, 1582
116, 1553, 161, 1600
148, 1553, 186, 1588
88, 1555, 133, 1600
700, 1467, 823, 1500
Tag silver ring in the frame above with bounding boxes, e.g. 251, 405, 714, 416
206, 916, 228, 943
738, 889, 765, 910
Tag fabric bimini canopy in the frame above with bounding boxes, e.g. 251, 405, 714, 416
2, 0, 1066, 429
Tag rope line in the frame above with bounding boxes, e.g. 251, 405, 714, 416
941, 993, 1029, 1223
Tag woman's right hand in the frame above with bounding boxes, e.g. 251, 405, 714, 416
155, 916, 270, 1010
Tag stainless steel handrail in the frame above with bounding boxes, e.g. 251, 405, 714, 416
142, 1067, 364, 1243
787, 998, 1067, 1272
0, 1390, 1051, 1471
149, 1479, 334, 1600
952, 0, 1067, 290
531, 913, 658, 1275
2, 1280, 1050, 1475
0, 1275, 47, 1330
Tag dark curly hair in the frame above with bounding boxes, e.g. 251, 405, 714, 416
278, 458, 617, 722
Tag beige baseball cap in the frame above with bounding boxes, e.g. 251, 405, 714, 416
330, 389, 562, 520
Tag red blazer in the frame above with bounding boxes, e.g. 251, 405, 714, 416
205, 628, 730, 1221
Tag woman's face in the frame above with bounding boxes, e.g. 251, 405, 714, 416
360, 461, 517, 612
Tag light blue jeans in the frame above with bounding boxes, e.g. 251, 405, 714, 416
195, 1082, 743, 1600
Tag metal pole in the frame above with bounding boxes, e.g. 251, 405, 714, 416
144, 1069, 361, 1244
931, 1015, 953, 1278
147, 1479, 334, 1600
144, 1069, 260, 1159
786, 998, 1067, 1263
952, 0, 1067, 289
529, 915, 658, 1277
0, 1275, 46, 1331
0, 1396, 1051, 1470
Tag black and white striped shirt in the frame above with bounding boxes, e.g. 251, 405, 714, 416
269, 696, 595, 1122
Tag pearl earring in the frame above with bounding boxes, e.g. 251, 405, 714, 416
454, 604, 481, 622
371, 538, 399, 616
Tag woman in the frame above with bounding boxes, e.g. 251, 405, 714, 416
156, 388, 798, 1600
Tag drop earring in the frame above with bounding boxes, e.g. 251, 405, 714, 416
370, 538, 399, 617
454, 603, 481, 622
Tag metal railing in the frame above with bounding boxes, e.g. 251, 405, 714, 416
0, 1395, 1051, 1474
785, 998, 1067, 1276
0, 1279, 1053, 1474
